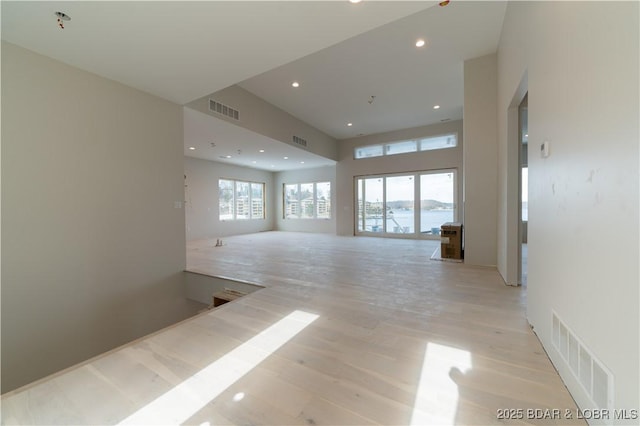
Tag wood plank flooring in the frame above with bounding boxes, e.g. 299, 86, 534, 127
1, 232, 582, 425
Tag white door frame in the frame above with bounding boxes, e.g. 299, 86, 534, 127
505, 72, 528, 286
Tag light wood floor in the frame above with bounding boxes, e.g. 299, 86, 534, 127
2, 232, 582, 425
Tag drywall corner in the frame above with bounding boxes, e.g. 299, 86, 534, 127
463, 53, 498, 267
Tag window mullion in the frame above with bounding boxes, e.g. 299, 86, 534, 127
382, 177, 387, 233
414, 173, 420, 233
298, 183, 302, 218
313, 183, 318, 219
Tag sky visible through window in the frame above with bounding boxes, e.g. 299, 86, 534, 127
364, 173, 454, 203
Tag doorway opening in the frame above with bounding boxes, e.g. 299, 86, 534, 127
505, 72, 528, 286
519, 94, 528, 286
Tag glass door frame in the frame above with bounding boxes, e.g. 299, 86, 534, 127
354, 168, 458, 240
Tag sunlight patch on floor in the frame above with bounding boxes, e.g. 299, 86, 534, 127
117, 310, 319, 425
410, 342, 472, 425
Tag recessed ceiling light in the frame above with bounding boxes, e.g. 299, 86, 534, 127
283, 156, 289, 160
433, 105, 441, 110
347, 122, 353, 127
188, 146, 196, 150
292, 81, 300, 88
225, 155, 232, 158
416, 39, 426, 48
300, 161, 305, 164
349, 0, 363, 3
259, 149, 265, 153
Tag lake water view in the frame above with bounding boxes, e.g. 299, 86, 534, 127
363, 209, 454, 234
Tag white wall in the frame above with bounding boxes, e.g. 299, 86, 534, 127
463, 54, 498, 267
186, 85, 338, 161
1, 43, 201, 392
336, 120, 463, 236
497, 2, 639, 417
185, 157, 275, 240
275, 166, 337, 233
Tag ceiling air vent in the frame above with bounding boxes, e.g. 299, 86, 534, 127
293, 135, 308, 148
209, 99, 240, 121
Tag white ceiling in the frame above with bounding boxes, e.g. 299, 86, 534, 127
184, 107, 335, 172
239, 1, 507, 139
1, 1, 433, 105
2, 1, 507, 171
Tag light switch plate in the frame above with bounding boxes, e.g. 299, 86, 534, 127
541, 140, 550, 158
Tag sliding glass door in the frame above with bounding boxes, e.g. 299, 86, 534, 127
355, 170, 456, 239
386, 175, 414, 234
360, 177, 383, 232
419, 172, 455, 236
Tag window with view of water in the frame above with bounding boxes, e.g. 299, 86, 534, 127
219, 179, 265, 221
419, 173, 455, 235
355, 170, 456, 238
284, 182, 331, 219
363, 177, 383, 232
357, 179, 364, 232
386, 175, 414, 234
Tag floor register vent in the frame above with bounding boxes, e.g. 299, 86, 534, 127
552, 311, 614, 412
209, 99, 240, 121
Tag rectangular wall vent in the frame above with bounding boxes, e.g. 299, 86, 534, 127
292, 135, 308, 148
552, 311, 614, 412
209, 99, 240, 121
